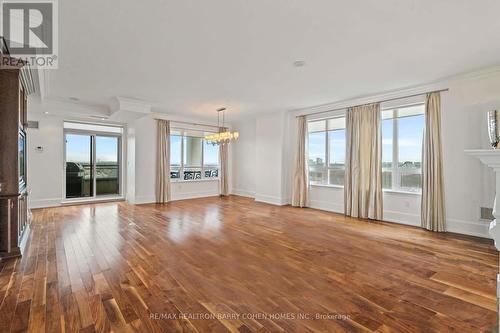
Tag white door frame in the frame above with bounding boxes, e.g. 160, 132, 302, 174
63, 128, 123, 201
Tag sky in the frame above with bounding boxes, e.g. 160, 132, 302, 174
309, 114, 424, 165
386, 114, 424, 163
66, 134, 118, 163
171, 135, 181, 165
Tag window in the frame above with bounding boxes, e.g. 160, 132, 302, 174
308, 117, 346, 186
382, 104, 425, 193
203, 140, 219, 179
183, 136, 203, 180
170, 135, 182, 179
169, 130, 219, 181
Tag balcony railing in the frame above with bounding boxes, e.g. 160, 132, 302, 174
66, 163, 119, 198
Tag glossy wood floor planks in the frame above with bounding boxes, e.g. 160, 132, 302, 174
0, 196, 497, 332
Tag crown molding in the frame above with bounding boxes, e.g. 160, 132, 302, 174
291, 64, 500, 117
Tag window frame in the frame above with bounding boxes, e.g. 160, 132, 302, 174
308, 116, 346, 187
170, 129, 220, 182
382, 103, 425, 194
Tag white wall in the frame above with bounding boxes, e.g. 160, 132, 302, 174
26, 111, 65, 208
231, 68, 500, 238
232, 112, 290, 205
130, 116, 155, 203
255, 112, 289, 205
440, 73, 498, 236
231, 118, 257, 198
27, 101, 226, 207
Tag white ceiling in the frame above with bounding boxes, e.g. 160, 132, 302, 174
48, 0, 500, 120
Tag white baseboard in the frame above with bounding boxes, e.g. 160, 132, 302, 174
383, 210, 421, 227
231, 188, 256, 198
308, 202, 420, 227
134, 195, 156, 204
254, 194, 288, 206
447, 218, 491, 239
171, 191, 219, 201
309, 199, 344, 214
307, 201, 491, 239
30, 197, 125, 208
29, 198, 61, 209
133, 191, 220, 205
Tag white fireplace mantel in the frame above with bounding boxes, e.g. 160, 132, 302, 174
465, 149, 500, 249
465, 149, 500, 331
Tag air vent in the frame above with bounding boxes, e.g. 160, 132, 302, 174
480, 207, 494, 221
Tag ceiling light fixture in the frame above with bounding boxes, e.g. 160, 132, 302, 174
204, 107, 239, 145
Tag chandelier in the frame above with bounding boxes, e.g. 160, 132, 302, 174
205, 107, 239, 145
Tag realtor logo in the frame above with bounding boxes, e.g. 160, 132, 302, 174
1, 0, 58, 68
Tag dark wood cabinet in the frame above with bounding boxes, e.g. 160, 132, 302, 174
0, 55, 32, 261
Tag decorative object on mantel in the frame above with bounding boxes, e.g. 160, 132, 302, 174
204, 107, 239, 145
488, 110, 500, 149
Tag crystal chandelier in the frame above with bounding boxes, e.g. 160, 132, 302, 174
205, 107, 239, 145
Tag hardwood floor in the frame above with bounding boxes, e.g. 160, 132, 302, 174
0, 196, 497, 332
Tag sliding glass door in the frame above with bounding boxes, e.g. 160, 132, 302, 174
95, 136, 119, 196
65, 134, 94, 198
64, 124, 122, 199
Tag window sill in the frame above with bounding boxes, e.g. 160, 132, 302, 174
309, 184, 421, 196
383, 189, 421, 196
170, 178, 219, 184
310, 183, 344, 189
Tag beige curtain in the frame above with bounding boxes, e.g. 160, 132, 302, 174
156, 120, 171, 203
219, 127, 229, 196
345, 103, 383, 219
292, 116, 309, 207
421, 92, 446, 231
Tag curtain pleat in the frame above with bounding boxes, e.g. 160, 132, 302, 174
421, 92, 446, 231
345, 103, 383, 220
219, 127, 229, 196
292, 116, 309, 207
156, 120, 171, 203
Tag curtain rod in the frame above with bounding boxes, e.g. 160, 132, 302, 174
296, 88, 449, 118
154, 119, 220, 129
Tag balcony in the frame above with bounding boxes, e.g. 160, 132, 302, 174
66, 162, 119, 198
